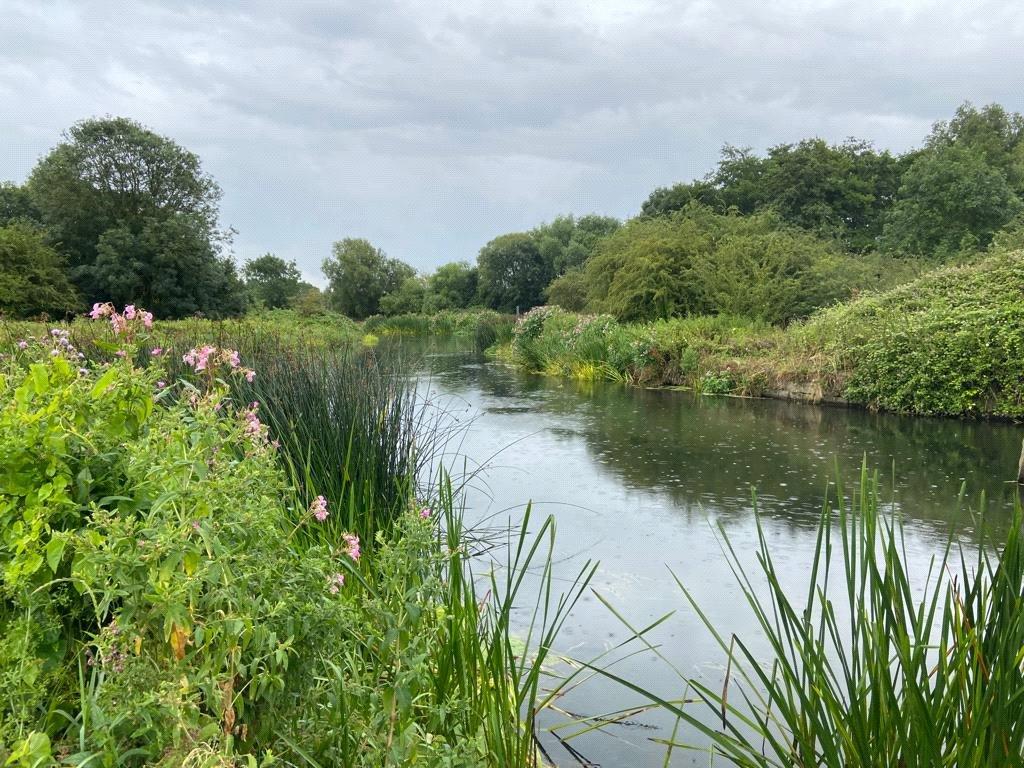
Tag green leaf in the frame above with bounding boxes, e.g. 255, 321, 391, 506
90, 367, 117, 399
45, 535, 67, 573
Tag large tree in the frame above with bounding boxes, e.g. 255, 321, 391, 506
476, 233, 551, 313
0, 182, 41, 227
425, 261, 478, 311
27, 117, 241, 315
531, 214, 621, 274
243, 253, 303, 309
322, 238, 414, 318
0, 223, 80, 318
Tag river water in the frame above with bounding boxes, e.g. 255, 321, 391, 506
411, 339, 1022, 767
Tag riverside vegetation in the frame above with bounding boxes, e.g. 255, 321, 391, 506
0, 306, 594, 767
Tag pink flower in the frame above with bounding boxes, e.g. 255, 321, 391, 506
419, 507, 432, 520
141, 311, 153, 329
245, 369, 256, 383
191, 520, 201, 531
89, 302, 111, 320
150, 347, 163, 356
228, 350, 241, 368
310, 495, 329, 522
17, 340, 27, 350
156, 380, 167, 389
115, 350, 127, 358
343, 533, 361, 562
328, 572, 345, 594
110, 314, 127, 335
123, 305, 137, 320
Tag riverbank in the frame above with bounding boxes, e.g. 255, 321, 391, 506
494, 251, 1024, 419
0, 308, 583, 767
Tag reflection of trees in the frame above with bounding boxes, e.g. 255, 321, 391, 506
416, 341, 1021, 541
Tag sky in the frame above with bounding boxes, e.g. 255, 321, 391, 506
2, 0, 1023, 284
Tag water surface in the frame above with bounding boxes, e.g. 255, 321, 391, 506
412, 340, 1022, 766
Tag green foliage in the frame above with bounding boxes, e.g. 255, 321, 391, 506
0, 224, 80, 318
93, 215, 246, 318
530, 214, 621, 274
882, 144, 1023, 258
27, 117, 228, 310
544, 266, 589, 311
322, 238, 414, 319
582, 206, 858, 323
378, 274, 427, 316
242, 253, 303, 309
424, 261, 478, 311
476, 233, 552, 313
0, 183, 41, 228
802, 251, 1024, 416
0, 315, 588, 767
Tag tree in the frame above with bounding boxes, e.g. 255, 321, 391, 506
379, 275, 427, 315
27, 117, 232, 310
545, 266, 589, 311
640, 180, 724, 218
243, 253, 303, 309
882, 144, 1022, 258
0, 223, 80, 318
425, 261, 478, 311
322, 238, 413, 318
92, 216, 246, 318
581, 205, 858, 323
531, 214, 622, 274
476, 233, 552, 313
0, 182, 41, 227
927, 102, 1024, 190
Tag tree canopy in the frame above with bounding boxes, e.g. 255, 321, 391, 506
26, 117, 239, 316
0, 223, 80, 318
322, 238, 415, 318
243, 253, 304, 309
476, 233, 552, 313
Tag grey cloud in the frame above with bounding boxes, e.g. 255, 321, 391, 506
1, 0, 1022, 279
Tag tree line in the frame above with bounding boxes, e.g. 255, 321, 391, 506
3, 102, 1023, 322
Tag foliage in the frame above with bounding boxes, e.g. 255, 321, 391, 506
594, 466, 1024, 766
242, 253, 303, 309
93, 215, 246, 318
641, 139, 905, 252
363, 310, 514, 351
0, 224, 80, 318
0, 312, 589, 767
544, 266, 589, 311
476, 233, 552, 313
424, 261, 478, 311
27, 117, 229, 310
530, 214, 621, 274
322, 238, 414, 319
0, 183, 41, 228
379, 274, 427, 316
581, 206, 859, 323
882, 144, 1023, 258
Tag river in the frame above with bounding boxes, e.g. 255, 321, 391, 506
410, 339, 1022, 767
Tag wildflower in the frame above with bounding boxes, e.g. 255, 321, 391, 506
419, 507, 432, 520
115, 350, 127, 358
227, 350, 241, 368
245, 369, 256, 383
79, 368, 89, 376
50, 348, 59, 356
156, 380, 167, 389
89, 302, 112, 319
123, 304, 137, 320
150, 347, 163, 356
17, 340, 27, 350
191, 520, 201, 531
343, 533, 361, 562
141, 311, 153, 329
328, 572, 345, 594
310, 495, 329, 522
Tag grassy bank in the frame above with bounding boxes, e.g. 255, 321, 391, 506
0, 307, 590, 767
498, 251, 1024, 418
364, 310, 515, 351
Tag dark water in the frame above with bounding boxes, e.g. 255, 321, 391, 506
412, 340, 1022, 767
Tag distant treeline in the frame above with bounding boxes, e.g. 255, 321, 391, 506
4, 102, 1024, 322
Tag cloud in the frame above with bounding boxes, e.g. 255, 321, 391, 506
1, 0, 1021, 281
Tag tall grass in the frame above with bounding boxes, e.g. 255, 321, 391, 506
592, 464, 1024, 765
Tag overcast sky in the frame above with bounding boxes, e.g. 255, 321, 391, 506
2, 0, 1022, 283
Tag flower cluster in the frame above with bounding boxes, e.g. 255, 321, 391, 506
342, 533, 361, 562
90, 302, 153, 337
328, 572, 345, 594
309, 495, 329, 522
182, 345, 256, 382
241, 401, 269, 443
13, 329, 87, 370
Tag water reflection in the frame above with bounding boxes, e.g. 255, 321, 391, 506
404, 338, 1022, 766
